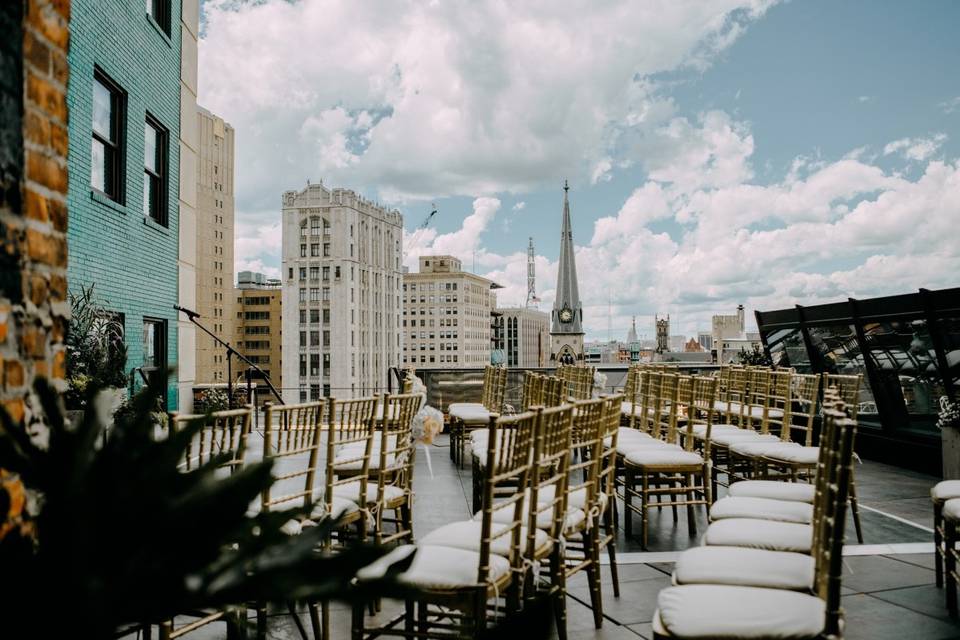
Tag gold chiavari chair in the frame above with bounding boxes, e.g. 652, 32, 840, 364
354, 411, 537, 639
724, 370, 794, 483
932, 481, 960, 590
597, 395, 623, 597
336, 393, 422, 546
449, 366, 506, 468
621, 375, 716, 548
653, 398, 857, 639
159, 407, 255, 640
941, 495, 960, 615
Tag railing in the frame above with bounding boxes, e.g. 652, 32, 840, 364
411, 364, 721, 414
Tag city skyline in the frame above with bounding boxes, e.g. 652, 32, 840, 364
198, 0, 960, 340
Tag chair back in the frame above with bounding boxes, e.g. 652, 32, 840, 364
567, 398, 608, 524
597, 394, 622, 513
823, 374, 861, 421
261, 401, 324, 513
656, 373, 681, 443
640, 370, 663, 435
766, 370, 793, 439
479, 411, 538, 582
483, 366, 507, 413
791, 373, 822, 446
521, 370, 543, 410
170, 406, 254, 474
540, 375, 567, 408
721, 366, 748, 423
323, 396, 378, 514
681, 376, 718, 455
526, 404, 575, 558
372, 392, 422, 495
743, 367, 771, 432
810, 393, 857, 637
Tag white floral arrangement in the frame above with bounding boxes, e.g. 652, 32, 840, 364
412, 405, 444, 446
937, 396, 960, 430
593, 371, 608, 398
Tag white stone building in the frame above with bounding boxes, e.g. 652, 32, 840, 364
499, 307, 550, 368
402, 256, 499, 369
280, 183, 403, 402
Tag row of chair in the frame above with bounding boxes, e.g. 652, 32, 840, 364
163, 391, 423, 640
650, 390, 858, 639
355, 395, 624, 640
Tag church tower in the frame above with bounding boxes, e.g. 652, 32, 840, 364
550, 180, 585, 365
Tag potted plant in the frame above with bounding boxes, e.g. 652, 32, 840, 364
64, 285, 128, 422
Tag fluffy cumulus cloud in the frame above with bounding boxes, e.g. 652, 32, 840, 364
414, 117, 960, 338
883, 134, 948, 162
201, 0, 776, 206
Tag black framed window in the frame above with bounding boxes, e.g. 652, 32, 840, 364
143, 114, 168, 225
146, 0, 171, 35
142, 318, 167, 407
91, 70, 125, 202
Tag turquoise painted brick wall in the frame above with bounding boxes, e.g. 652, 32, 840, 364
66, 0, 182, 408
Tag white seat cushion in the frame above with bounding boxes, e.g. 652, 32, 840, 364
421, 519, 550, 557
691, 423, 742, 438
618, 440, 684, 456
705, 518, 812, 553
944, 498, 960, 521
932, 480, 960, 501
763, 445, 819, 465
711, 432, 781, 446
620, 401, 644, 417
335, 436, 399, 470
470, 428, 490, 445
728, 440, 798, 456
357, 544, 511, 589
714, 401, 743, 413
710, 496, 813, 524
449, 404, 492, 424
745, 406, 785, 420
728, 481, 815, 503
673, 546, 815, 591
618, 427, 654, 442
332, 480, 405, 505
655, 585, 825, 639
486, 496, 585, 532
448, 402, 483, 414
624, 449, 704, 467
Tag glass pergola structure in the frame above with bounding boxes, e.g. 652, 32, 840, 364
756, 287, 960, 474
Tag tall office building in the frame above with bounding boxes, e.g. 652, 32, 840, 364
402, 256, 500, 369
234, 271, 282, 404
194, 107, 235, 382
66, 0, 185, 407
281, 182, 403, 402
499, 307, 550, 368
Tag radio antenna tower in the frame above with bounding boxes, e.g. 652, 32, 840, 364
525, 237, 540, 308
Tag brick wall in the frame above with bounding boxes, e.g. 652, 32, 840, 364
65, 0, 182, 408
0, 0, 70, 422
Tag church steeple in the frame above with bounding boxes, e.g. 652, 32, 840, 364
627, 315, 638, 343
550, 180, 585, 364
552, 180, 582, 334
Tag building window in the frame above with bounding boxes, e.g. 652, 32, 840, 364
299, 309, 306, 323
146, 0, 171, 35
143, 115, 168, 224
310, 354, 319, 376
300, 244, 307, 258
322, 266, 330, 281
142, 318, 167, 407
299, 354, 307, 377
311, 244, 320, 257
310, 266, 319, 281
323, 243, 331, 257
91, 70, 125, 202
299, 288, 306, 303
323, 219, 331, 235
310, 309, 319, 323
323, 309, 330, 324
300, 221, 308, 237
310, 330, 319, 346
322, 287, 330, 301
299, 267, 306, 281
310, 217, 321, 235
299, 331, 306, 347
310, 288, 319, 302
323, 330, 330, 347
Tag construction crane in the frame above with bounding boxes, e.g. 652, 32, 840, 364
404, 204, 437, 258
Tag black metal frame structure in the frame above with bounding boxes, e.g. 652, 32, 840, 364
756, 286, 960, 474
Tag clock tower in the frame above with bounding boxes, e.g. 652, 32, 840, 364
550, 180, 585, 365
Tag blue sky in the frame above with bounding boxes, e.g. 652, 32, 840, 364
198, 0, 960, 339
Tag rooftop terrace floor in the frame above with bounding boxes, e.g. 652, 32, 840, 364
149, 434, 960, 640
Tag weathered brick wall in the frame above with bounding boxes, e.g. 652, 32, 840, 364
66, 0, 181, 408
0, 0, 70, 422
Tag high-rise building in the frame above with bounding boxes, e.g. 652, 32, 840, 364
281, 182, 403, 402
655, 315, 670, 353
66, 0, 186, 408
499, 307, 550, 368
403, 256, 499, 369
712, 304, 747, 362
194, 107, 235, 383
697, 331, 714, 352
234, 271, 282, 404
550, 181, 584, 364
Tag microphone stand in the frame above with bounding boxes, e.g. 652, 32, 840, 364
175, 305, 284, 407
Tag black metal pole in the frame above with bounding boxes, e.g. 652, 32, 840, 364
174, 305, 284, 405
227, 348, 233, 408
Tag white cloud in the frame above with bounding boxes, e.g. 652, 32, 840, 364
883, 133, 948, 162
940, 97, 960, 114
200, 0, 777, 207
234, 257, 281, 281
858, 95, 872, 103
512, 201, 526, 211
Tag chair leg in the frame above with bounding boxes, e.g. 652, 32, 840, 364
474, 590, 488, 637
351, 601, 364, 640
686, 473, 696, 537
551, 550, 568, 640
670, 476, 679, 523
256, 605, 267, 639
159, 621, 172, 640
936, 501, 944, 588
848, 473, 864, 544
308, 602, 322, 640
624, 467, 634, 537
404, 600, 415, 634
641, 471, 650, 550
947, 519, 958, 617
586, 529, 604, 628
603, 506, 621, 598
